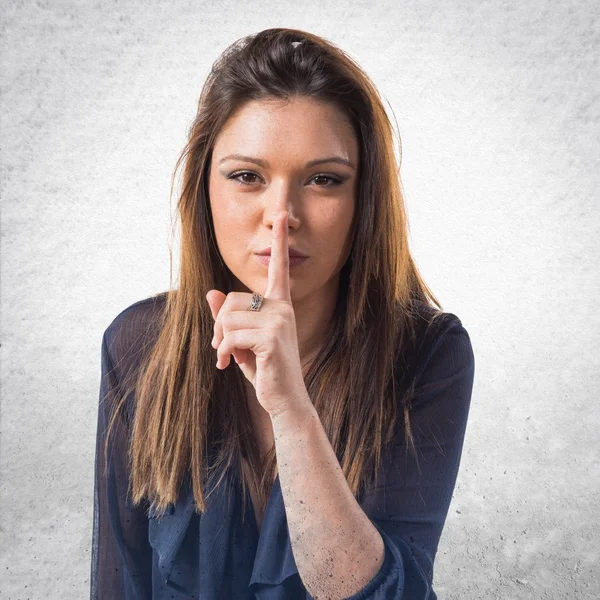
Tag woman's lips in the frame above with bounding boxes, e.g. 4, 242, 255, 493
255, 254, 308, 268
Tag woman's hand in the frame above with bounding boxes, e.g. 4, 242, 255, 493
206, 212, 310, 417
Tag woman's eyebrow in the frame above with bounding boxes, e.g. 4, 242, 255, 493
219, 154, 356, 170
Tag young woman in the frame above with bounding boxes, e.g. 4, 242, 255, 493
90, 27, 475, 600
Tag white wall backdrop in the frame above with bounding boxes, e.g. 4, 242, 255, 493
1, 0, 598, 598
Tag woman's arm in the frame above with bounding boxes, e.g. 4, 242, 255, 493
90, 329, 153, 600
271, 399, 386, 598
272, 314, 475, 599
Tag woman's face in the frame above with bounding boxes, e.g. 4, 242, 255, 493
208, 96, 359, 302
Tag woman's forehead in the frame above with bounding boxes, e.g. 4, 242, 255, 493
213, 99, 358, 165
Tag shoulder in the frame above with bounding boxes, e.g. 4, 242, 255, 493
401, 300, 475, 388
418, 303, 473, 367
104, 292, 168, 342
405, 302, 475, 417
102, 291, 170, 383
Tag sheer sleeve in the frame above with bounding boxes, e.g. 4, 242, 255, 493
346, 315, 476, 599
90, 327, 153, 599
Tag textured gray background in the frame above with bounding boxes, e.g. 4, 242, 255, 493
1, 1, 598, 598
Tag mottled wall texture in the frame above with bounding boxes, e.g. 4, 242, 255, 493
1, 1, 597, 598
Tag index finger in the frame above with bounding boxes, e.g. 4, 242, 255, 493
265, 211, 290, 301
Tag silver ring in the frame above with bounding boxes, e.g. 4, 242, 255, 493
249, 293, 263, 312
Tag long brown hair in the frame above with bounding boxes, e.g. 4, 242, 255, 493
103, 27, 443, 521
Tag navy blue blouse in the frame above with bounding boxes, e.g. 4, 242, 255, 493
90, 294, 475, 599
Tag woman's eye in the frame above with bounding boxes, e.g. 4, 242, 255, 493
227, 171, 343, 188
311, 174, 343, 187
229, 172, 260, 186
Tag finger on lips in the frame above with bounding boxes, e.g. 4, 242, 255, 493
266, 212, 290, 301
211, 211, 291, 369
